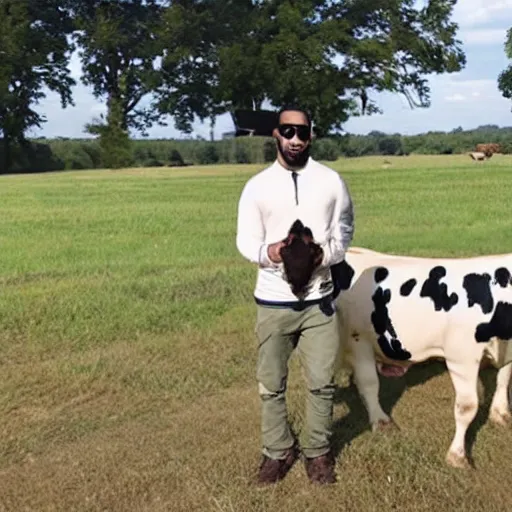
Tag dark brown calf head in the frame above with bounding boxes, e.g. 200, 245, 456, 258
280, 219, 323, 298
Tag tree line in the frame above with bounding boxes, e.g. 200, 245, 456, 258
3, 123, 507, 174
0, 1, 511, 174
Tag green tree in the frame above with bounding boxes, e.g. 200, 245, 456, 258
156, 0, 247, 133
85, 98, 133, 169
378, 136, 404, 156
74, 0, 164, 137
498, 28, 512, 104
159, 0, 466, 137
0, 0, 75, 172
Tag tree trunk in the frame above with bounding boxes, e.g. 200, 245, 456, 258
107, 94, 128, 132
2, 135, 12, 174
209, 115, 216, 141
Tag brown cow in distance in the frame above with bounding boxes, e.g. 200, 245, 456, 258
475, 143, 501, 158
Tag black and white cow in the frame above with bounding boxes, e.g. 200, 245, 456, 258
333, 247, 512, 468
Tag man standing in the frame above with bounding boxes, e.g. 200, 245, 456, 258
236, 106, 354, 485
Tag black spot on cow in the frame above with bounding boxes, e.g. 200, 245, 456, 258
420, 266, 459, 312
475, 301, 512, 343
374, 267, 389, 283
400, 279, 417, 297
494, 267, 511, 288
371, 287, 412, 361
330, 260, 355, 300
463, 273, 494, 314
371, 287, 390, 333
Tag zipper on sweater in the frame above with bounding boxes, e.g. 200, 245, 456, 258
291, 171, 298, 205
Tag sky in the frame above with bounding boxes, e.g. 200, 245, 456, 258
32, 0, 512, 140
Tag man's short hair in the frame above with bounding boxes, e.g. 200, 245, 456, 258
277, 106, 312, 129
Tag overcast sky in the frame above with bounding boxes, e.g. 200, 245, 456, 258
32, 0, 512, 139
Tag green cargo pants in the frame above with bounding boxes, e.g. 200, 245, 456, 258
255, 299, 340, 460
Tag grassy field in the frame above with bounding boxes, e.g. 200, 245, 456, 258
1, 154, 512, 511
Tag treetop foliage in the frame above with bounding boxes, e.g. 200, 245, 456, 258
498, 28, 512, 104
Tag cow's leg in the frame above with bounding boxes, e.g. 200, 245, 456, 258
489, 363, 512, 427
445, 359, 480, 469
350, 338, 393, 430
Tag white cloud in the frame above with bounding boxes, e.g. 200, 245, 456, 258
442, 79, 497, 103
460, 28, 508, 46
443, 78, 497, 92
453, 0, 512, 28
68, 51, 83, 80
342, 75, 512, 135
30, 84, 106, 139
445, 93, 466, 102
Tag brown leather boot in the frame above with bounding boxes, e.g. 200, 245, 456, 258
256, 445, 300, 485
304, 451, 336, 484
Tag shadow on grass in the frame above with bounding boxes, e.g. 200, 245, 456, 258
331, 361, 447, 458
331, 361, 505, 466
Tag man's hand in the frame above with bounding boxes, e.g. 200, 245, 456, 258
267, 241, 286, 263
313, 246, 324, 267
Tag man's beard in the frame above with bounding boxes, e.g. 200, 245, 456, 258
277, 139, 310, 168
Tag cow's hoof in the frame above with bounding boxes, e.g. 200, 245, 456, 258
446, 451, 471, 469
489, 410, 512, 427
372, 418, 398, 432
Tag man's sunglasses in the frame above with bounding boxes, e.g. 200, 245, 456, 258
277, 124, 311, 142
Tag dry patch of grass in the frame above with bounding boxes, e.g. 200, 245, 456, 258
2, 357, 512, 511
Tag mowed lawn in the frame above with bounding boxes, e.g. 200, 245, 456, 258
1, 154, 512, 511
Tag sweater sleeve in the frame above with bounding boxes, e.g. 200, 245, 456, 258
236, 179, 280, 269
320, 175, 354, 267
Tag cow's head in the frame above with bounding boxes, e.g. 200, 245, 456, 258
280, 219, 323, 297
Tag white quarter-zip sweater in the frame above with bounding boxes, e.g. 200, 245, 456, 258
236, 157, 354, 304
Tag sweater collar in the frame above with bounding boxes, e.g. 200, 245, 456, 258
273, 157, 314, 175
